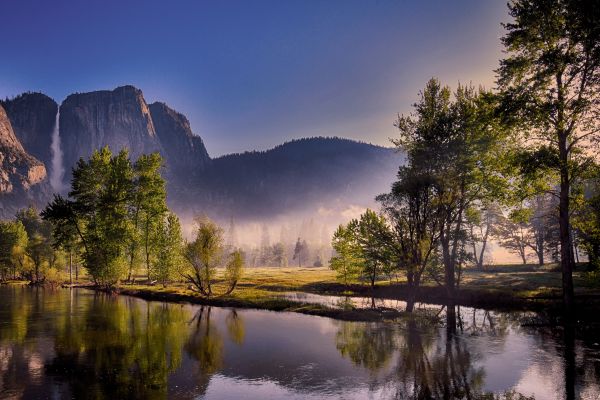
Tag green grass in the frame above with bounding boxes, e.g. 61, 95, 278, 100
32, 263, 599, 317
118, 264, 596, 301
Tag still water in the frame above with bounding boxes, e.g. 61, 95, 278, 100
0, 286, 599, 400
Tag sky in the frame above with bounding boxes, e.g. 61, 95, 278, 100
0, 0, 508, 156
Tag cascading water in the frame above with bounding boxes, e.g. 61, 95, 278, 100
49, 108, 66, 192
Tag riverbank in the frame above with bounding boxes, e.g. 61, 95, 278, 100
11, 264, 600, 322
59, 264, 597, 323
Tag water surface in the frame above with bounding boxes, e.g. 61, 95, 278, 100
0, 286, 598, 399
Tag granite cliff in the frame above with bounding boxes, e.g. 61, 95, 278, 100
1, 85, 400, 221
59, 85, 163, 177
0, 104, 48, 217
148, 101, 211, 180
0, 92, 58, 168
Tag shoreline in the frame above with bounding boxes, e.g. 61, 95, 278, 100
80, 281, 599, 323
5, 278, 600, 323
92, 285, 408, 322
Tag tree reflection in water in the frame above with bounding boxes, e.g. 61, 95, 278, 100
45, 293, 190, 399
334, 303, 541, 399
0, 287, 597, 399
45, 300, 245, 399
335, 321, 395, 371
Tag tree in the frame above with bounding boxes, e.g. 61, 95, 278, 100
183, 216, 244, 297
292, 238, 309, 267
224, 250, 244, 294
378, 167, 442, 310
329, 224, 363, 285
259, 224, 271, 266
16, 206, 54, 284
152, 212, 184, 286
394, 79, 509, 299
134, 153, 168, 281
495, 209, 532, 265
527, 194, 556, 265
350, 210, 392, 290
466, 203, 502, 269
497, 0, 600, 307
573, 171, 600, 269
272, 242, 288, 267
0, 220, 27, 281
42, 147, 135, 287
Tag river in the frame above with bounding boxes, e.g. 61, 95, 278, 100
0, 286, 598, 399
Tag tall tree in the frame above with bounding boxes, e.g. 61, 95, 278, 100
152, 212, 184, 286
394, 79, 509, 299
497, 0, 600, 307
350, 210, 392, 291
573, 170, 600, 269
0, 220, 27, 281
42, 147, 134, 287
16, 206, 54, 283
292, 238, 309, 268
495, 209, 532, 265
135, 153, 168, 280
378, 167, 442, 310
329, 224, 363, 285
465, 203, 501, 269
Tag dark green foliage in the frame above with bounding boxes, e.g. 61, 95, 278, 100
498, 0, 600, 307
16, 206, 53, 283
387, 79, 510, 298
0, 220, 27, 280
42, 148, 178, 287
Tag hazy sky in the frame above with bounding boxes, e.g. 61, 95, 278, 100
0, 0, 508, 156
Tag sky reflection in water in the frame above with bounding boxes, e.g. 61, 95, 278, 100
0, 286, 598, 399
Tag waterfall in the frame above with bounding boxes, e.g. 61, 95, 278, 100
49, 108, 66, 192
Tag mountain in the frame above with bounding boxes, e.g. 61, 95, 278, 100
0, 85, 400, 221
0, 103, 48, 216
191, 137, 399, 219
0, 92, 58, 168
60, 85, 164, 176
148, 101, 211, 180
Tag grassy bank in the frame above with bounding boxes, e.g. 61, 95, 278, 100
53, 264, 597, 322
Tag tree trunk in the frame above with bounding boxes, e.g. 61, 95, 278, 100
559, 133, 575, 309
145, 218, 151, 280
442, 235, 455, 299
69, 251, 73, 285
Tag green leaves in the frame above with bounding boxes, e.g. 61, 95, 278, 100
42, 147, 173, 287
330, 224, 363, 285
183, 216, 244, 297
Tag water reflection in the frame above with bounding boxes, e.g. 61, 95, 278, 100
0, 286, 598, 399
45, 294, 189, 399
335, 321, 395, 371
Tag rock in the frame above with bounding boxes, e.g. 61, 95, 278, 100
0, 92, 58, 168
59, 85, 163, 178
0, 103, 47, 191
149, 101, 211, 179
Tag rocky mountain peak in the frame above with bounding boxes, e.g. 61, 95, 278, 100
0, 104, 47, 193
0, 92, 57, 167
148, 101, 211, 178
59, 85, 163, 177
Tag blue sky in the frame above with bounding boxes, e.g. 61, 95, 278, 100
0, 0, 508, 156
